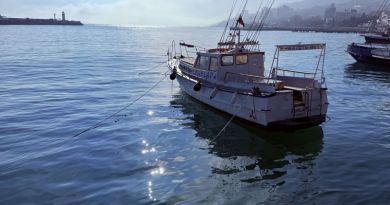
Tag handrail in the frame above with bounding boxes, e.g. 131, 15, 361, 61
274, 67, 316, 78
269, 43, 327, 88
275, 68, 315, 75
223, 72, 276, 84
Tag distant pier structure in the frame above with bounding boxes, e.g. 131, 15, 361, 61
0, 12, 83, 25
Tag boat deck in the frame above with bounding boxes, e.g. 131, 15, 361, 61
181, 58, 196, 66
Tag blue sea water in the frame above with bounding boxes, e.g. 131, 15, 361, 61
0, 25, 389, 205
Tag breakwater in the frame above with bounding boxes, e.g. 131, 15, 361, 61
0, 18, 82, 25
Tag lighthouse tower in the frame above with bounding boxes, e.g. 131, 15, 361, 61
62, 11, 66, 21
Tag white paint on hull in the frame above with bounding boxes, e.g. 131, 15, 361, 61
176, 74, 328, 126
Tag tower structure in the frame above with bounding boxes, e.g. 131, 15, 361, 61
62, 11, 65, 21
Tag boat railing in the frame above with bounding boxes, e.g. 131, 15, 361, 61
274, 68, 316, 79
168, 40, 206, 60
224, 72, 277, 85
269, 43, 327, 89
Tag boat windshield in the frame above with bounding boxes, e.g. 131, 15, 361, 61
236, 55, 248, 65
210, 57, 219, 71
196, 56, 210, 70
221, 55, 234, 66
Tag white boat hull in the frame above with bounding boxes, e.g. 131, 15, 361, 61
176, 73, 328, 130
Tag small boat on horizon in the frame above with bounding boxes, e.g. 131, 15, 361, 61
166, 1, 329, 131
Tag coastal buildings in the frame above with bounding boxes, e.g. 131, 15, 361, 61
324, 4, 337, 25
324, 4, 364, 26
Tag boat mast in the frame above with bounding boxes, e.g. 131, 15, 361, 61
217, 0, 275, 51
218, 0, 248, 50
373, 0, 390, 33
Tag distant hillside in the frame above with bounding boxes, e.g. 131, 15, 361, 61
284, 0, 350, 10
212, 0, 387, 27
284, 0, 384, 15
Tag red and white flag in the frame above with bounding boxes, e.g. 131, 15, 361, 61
237, 15, 245, 27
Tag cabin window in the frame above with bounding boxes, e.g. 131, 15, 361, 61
236, 55, 248, 65
221, 55, 234, 66
210, 57, 219, 71
197, 56, 210, 70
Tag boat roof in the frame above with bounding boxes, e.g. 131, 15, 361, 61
206, 47, 264, 55
276, 43, 326, 51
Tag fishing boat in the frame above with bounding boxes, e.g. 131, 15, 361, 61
363, 11, 390, 44
166, 1, 329, 130
362, 14, 390, 44
347, 43, 390, 65
362, 33, 390, 44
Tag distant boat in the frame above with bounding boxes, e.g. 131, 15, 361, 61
166, 1, 329, 130
361, 10, 390, 44
347, 43, 390, 66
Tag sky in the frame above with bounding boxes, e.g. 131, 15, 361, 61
0, 0, 301, 26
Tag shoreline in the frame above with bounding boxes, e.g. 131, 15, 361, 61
231, 26, 369, 33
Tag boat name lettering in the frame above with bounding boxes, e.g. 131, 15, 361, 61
180, 64, 216, 80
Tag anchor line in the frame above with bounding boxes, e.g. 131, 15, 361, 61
210, 94, 247, 142
72, 71, 169, 138
313, 45, 344, 58
327, 45, 348, 54
137, 61, 167, 75
210, 115, 236, 143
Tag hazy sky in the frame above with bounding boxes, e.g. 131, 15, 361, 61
0, 0, 300, 26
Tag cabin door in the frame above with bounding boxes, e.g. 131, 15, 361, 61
292, 90, 310, 119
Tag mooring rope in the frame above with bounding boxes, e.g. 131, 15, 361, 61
210, 115, 236, 142
72, 71, 169, 138
137, 61, 167, 75
210, 94, 250, 143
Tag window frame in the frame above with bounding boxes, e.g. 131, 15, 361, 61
209, 57, 219, 71
196, 55, 211, 70
235, 54, 248, 65
221, 55, 234, 66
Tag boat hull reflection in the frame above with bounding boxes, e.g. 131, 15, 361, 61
170, 92, 324, 188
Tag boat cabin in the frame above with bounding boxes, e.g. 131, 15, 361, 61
187, 48, 265, 82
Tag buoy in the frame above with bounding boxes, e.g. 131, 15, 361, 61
170, 68, 177, 80
193, 82, 201, 92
